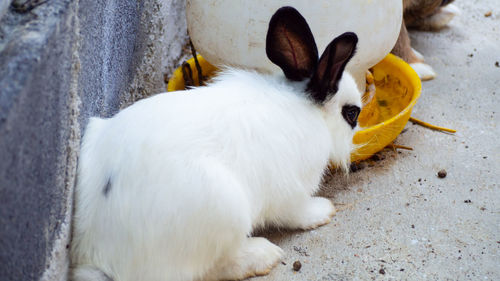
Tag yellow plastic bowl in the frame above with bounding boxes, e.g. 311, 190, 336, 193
167, 54, 421, 162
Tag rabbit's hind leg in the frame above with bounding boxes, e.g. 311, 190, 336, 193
195, 159, 283, 280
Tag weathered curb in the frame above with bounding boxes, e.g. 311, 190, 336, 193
0, 1, 187, 280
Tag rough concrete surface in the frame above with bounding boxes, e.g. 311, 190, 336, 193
0, 0, 10, 20
0, 0, 187, 280
126, 0, 187, 105
0, 2, 77, 280
254, 1, 500, 280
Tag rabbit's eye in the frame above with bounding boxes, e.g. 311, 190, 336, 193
342, 105, 360, 129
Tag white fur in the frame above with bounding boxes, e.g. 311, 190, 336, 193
410, 62, 437, 81
411, 47, 425, 61
71, 68, 361, 281
416, 3, 460, 30
442, 4, 461, 17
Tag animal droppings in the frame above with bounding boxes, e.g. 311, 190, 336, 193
437, 169, 447, 178
293, 261, 302, 271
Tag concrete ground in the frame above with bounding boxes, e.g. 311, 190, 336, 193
254, 1, 499, 280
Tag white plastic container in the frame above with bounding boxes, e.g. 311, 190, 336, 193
186, 0, 402, 90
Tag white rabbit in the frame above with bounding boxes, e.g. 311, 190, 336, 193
71, 6, 362, 281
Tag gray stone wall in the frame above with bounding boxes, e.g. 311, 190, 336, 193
0, 1, 187, 280
0, 1, 10, 20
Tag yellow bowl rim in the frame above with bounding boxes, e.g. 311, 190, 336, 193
358, 53, 422, 133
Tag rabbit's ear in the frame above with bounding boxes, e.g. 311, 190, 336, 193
306, 32, 358, 103
266, 6, 318, 81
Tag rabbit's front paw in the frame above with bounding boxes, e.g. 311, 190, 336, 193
207, 237, 283, 281
288, 197, 336, 230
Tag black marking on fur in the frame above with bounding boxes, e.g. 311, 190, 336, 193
266, 6, 318, 82
342, 105, 360, 129
103, 179, 112, 197
266, 7, 358, 105
306, 32, 358, 104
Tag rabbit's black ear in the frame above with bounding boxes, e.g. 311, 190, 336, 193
306, 32, 358, 103
266, 6, 318, 81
